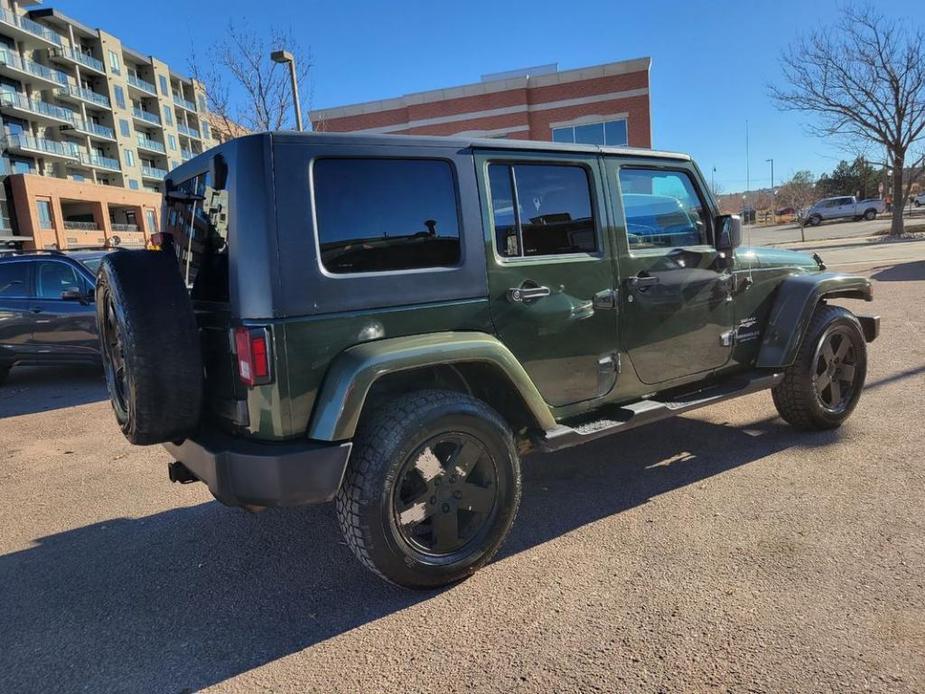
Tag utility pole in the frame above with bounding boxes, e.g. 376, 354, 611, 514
745, 120, 750, 227
271, 50, 303, 131
766, 158, 774, 224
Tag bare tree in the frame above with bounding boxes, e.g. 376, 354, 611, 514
770, 5, 925, 235
777, 171, 818, 241
189, 22, 312, 137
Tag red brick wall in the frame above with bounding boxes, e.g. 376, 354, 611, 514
315, 67, 652, 148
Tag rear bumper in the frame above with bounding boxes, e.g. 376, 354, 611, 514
163, 428, 352, 508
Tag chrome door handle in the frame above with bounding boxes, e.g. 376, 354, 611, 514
507, 285, 551, 303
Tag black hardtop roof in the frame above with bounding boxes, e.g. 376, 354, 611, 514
167, 131, 692, 189
267, 130, 691, 160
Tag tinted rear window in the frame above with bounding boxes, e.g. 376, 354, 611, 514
313, 158, 461, 274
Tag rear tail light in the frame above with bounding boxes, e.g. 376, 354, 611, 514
234, 326, 273, 386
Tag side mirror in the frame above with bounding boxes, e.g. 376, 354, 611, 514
61, 287, 90, 304
715, 214, 742, 252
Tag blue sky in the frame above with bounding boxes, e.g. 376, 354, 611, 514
56, 0, 920, 193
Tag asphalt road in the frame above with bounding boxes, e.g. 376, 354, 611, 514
1, 245, 924, 692
747, 206, 924, 247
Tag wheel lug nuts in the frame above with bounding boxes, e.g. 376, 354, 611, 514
453, 490, 462, 499
442, 503, 450, 513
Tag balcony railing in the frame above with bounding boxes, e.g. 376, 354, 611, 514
140, 164, 167, 179
0, 91, 76, 123
57, 84, 111, 108
132, 107, 161, 125
180, 148, 194, 161
177, 123, 200, 138
112, 223, 139, 232
136, 135, 165, 153
74, 120, 115, 140
172, 92, 196, 111
0, 7, 63, 45
79, 152, 120, 171
127, 74, 157, 95
63, 220, 100, 231
0, 49, 70, 84
4, 133, 80, 159
52, 46, 104, 72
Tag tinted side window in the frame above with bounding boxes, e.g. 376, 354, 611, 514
618, 168, 710, 248
35, 262, 80, 298
314, 158, 461, 274
488, 163, 596, 258
0, 262, 29, 297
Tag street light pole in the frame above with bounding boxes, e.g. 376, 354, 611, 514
271, 50, 303, 131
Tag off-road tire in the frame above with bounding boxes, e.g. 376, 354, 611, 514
863, 208, 877, 221
96, 250, 203, 445
772, 305, 867, 431
336, 389, 521, 589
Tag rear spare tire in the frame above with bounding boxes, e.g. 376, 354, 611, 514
96, 250, 202, 444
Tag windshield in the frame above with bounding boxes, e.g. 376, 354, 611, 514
77, 256, 104, 274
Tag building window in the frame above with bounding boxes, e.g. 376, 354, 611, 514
119, 119, 131, 137
10, 158, 33, 174
36, 200, 53, 229
167, 133, 176, 150
313, 158, 461, 274
170, 160, 179, 171
72, 174, 85, 182
201, 123, 209, 140
123, 149, 135, 167
114, 85, 125, 109
197, 94, 206, 112
163, 106, 173, 126
618, 168, 710, 248
108, 50, 121, 75
159, 75, 168, 95
552, 118, 628, 147
129, 179, 139, 190
487, 163, 597, 258
145, 209, 157, 232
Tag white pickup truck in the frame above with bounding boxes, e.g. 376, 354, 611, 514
803, 196, 885, 225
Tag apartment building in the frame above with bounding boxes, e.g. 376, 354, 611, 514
0, 0, 215, 249
310, 59, 652, 148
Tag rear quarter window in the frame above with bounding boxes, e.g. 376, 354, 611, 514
312, 158, 461, 274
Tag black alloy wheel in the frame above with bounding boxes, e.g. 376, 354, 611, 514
336, 390, 521, 588
772, 304, 867, 431
812, 325, 861, 415
100, 293, 128, 419
392, 433, 499, 556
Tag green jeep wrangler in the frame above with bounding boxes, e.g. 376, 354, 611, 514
96, 132, 878, 588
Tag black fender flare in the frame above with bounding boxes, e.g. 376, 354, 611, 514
756, 272, 873, 369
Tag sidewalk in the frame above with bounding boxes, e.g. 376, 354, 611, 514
766, 232, 925, 252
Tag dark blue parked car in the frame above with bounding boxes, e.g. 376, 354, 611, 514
0, 249, 114, 384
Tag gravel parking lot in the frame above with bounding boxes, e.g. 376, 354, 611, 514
1, 256, 923, 692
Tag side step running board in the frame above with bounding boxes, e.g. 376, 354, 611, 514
537, 371, 784, 453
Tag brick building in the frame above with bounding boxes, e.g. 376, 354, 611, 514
310, 58, 652, 148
